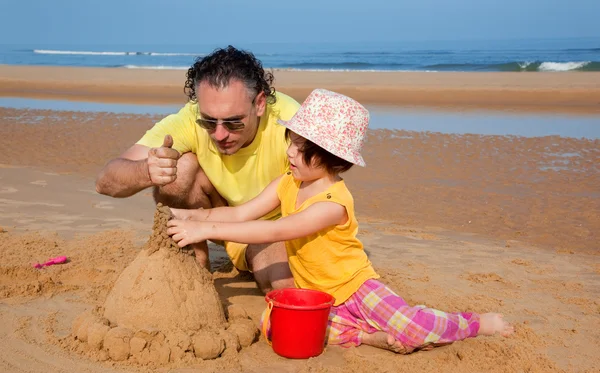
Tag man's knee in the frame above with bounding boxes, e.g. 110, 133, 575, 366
246, 242, 294, 294
153, 152, 221, 209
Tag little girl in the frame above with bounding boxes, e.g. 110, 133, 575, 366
167, 89, 514, 353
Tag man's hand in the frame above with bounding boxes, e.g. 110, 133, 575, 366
170, 207, 201, 221
147, 135, 180, 186
167, 219, 210, 247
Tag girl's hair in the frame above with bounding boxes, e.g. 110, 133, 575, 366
285, 129, 354, 174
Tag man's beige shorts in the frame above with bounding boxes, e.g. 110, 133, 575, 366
224, 241, 250, 272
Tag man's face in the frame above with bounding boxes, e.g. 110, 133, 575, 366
196, 79, 266, 155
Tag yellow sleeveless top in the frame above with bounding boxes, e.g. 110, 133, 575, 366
276, 172, 379, 305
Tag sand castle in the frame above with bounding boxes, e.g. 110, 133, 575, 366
68, 204, 258, 365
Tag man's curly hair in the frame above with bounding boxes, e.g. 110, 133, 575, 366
184, 45, 276, 105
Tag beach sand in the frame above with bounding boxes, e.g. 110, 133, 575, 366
0, 68, 599, 372
1, 65, 600, 113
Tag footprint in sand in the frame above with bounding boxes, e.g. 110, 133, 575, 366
532, 279, 583, 292
510, 258, 531, 266
462, 272, 514, 287
0, 199, 63, 207
554, 296, 599, 315
30, 180, 47, 187
556, 249, 575, 255
376, 225, 439, 241
78, 188, 100, 195
92, 201, 115, 210
0, 186, 18, 194
510, 258, 554, 275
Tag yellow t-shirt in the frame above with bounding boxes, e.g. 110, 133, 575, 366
137, 91, 300, 221
276, 172, 379, 306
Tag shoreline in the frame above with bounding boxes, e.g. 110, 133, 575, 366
1, 65, 600, 114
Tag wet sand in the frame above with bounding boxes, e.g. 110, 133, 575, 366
0, 108, 597, 251
0, 93, 599, 371
1, 65, 600, 113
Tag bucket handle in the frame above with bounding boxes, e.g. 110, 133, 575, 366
262, 301, 273, 346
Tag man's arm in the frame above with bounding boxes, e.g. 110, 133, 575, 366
95, 144, 152, 198
96, 135, 179, 198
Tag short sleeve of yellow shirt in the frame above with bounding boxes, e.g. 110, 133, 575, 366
136, 91, 299, 221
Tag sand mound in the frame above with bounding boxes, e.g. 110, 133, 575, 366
67, 204, 258, 366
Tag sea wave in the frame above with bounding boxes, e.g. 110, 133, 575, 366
497, 61, 598, 71
339, 50, 453, 56
121, 65, 188, 70
278, 68, 419, 72
563, 48, 600, 52
34, 49, 137, 56
149, 52, 201, 56
537, 61, 591, 71
284, 61, 408, 69
33, 49, 200, 57
120, 65, 429, 72
25, 49, 600, 72
426, 61, 599, 71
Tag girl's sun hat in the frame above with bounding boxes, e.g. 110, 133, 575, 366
277, 89, 369, 167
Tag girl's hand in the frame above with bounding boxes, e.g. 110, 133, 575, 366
166, 219, 207, 247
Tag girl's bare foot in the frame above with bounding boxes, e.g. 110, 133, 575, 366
361, 331, 412, 354
478, 313, 514, 337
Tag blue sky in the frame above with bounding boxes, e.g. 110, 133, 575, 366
0, 0, 598, 45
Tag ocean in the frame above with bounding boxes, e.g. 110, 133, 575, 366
1, 38, 599, 72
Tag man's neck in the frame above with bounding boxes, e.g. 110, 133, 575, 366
241, 115, 262, 148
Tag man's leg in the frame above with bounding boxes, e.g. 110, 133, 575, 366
245, 242, 294, 294
152, 152, 227, 269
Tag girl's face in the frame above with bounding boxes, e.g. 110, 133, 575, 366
286, 132, 325, 181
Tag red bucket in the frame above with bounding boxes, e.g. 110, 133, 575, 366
262, 288, 335, 359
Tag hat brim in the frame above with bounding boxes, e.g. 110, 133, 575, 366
277, 119, 366, 167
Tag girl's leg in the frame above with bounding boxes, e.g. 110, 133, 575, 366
326, 283, 421, 353
326, 300, 377, 347
354, 279, 481, 350
263, 288, 512, 351
326, 287, 413, 352
360, 331, 412, 353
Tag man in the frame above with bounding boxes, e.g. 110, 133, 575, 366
95, 46, 299, 293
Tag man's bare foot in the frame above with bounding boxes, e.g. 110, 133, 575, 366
361, 332, 412, 354
478, 313, 514, 337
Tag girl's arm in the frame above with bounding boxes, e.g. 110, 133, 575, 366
167, 201, 347, 248
171, 175, 283, 223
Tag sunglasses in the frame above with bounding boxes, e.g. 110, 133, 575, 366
196, 93, 260, 132
195, 117, 246, 132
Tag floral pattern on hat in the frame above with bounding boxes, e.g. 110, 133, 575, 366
278, 89, 369, 166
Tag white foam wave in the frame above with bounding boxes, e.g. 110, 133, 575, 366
122, 65, 188, 70
276, 68, 439, 72
34, 49, 135, 56
149, 52, 201, 56
518, 61, 533, 69
538, 61, 590, 71
33, 49, 201, 57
